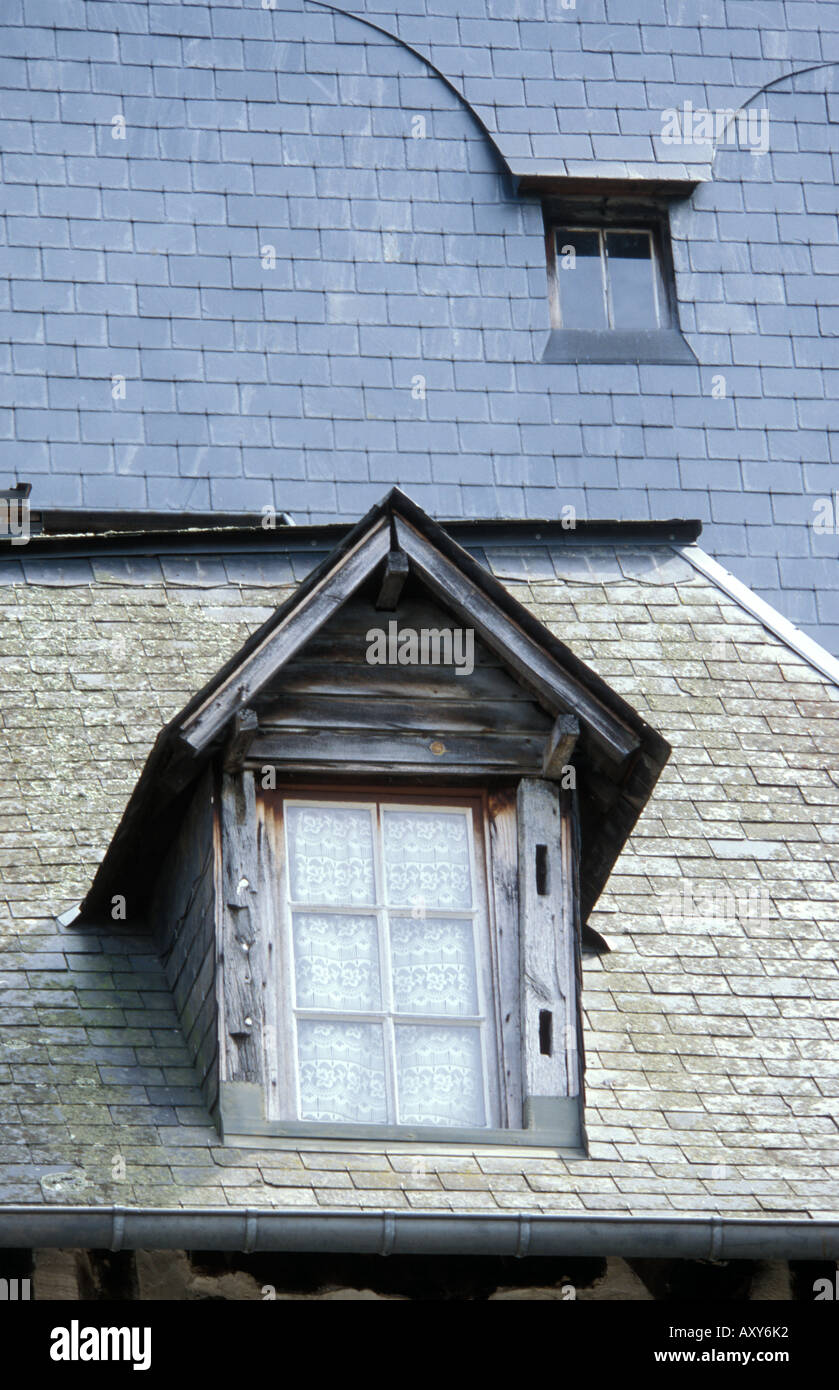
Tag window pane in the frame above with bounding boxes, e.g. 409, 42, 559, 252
286, 804, 375, 905
292, 912, 381, 1011
381, 809, 473, 910
390, 916, 478, 1016
555, 228, 607, 330
395, 1025, 486, 1127
605, 231, 658, 329
297, 1020, 387, 1123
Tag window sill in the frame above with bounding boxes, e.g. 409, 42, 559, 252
217, 1083, 585, 1154
542, 327, 697, 365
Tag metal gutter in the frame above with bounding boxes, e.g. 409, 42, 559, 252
0, 1207, 837, 1260
679, 544, 839, 689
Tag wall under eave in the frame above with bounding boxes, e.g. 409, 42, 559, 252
149, 767, 219, 1116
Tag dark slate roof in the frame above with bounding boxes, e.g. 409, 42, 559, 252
0, 1, 837, 654
1, 528, 838, 1217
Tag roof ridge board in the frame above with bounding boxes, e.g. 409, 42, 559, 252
0, 517, 703, 552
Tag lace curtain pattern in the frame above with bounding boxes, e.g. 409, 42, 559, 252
297, 1021, 387, 1125
285, 800, 490, 1129
382, 809, 472, 910
286, 805, 375, 905
292, 913, 381, 1012
395, 1026, 485, 1128
390, 916, 478, 1016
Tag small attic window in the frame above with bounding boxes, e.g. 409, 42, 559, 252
551, 227, 663, 331
542, 198, 695, 365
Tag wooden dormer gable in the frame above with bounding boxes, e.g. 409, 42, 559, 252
81, 489, 670, 927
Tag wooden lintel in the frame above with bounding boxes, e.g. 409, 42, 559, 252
374, 550, 410, 611
542, 713, 580, 779
223, 707, 259, 772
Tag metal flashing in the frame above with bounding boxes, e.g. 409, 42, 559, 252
679, 544, 839, 689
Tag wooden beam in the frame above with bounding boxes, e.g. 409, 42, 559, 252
374, 550, 409, 611
247, 729, 544, 774
392, 515, 639, 765
517, 777, 576, 1101
560, 786, 583, 1097
542, 713, 580, 778
487, 788, 522, 1128
223, 707, 259, 772
179, 518, 390, 753
220, 770, 263, 1085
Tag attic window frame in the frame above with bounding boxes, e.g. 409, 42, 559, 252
541, 194, 696, 366
216, 771, 585, 1153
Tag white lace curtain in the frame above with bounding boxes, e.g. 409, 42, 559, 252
285, 803, 488, 1128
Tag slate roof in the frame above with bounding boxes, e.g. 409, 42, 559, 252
2, 529, 838, 1218
0, 0, 837, 653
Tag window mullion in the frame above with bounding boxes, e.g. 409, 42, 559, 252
600, 228, 614, 328
648, 229, 662, 327
374, 800, 399, 1125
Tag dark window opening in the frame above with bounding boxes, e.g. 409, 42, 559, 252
542, 197, 696, 365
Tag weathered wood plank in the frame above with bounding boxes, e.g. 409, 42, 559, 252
394, 514, 639, 764
255, 792, 293, 1122
270, 629, 506, 666
220, 770, 263, 1084
247, 729, 544, 772
265, 661, 537, 702
487, 788, 522, 1128
286, 594, 471, 636
517, 777, 572, 1099
180, 518, 390, 751
561, 786, 583, 1098
257, 695, 552, 736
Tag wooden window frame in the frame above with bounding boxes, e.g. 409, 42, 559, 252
216, 771, 585, 1152
546, 222, 671, 333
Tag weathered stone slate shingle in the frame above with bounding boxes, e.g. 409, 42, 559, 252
1, 535, 837, 1218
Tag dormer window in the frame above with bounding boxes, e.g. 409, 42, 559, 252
542, 195, 696, 365
82, 492, 670, 1154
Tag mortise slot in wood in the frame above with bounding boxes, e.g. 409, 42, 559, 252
539, 1009, 553, 1057
535, 843, 549, 896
